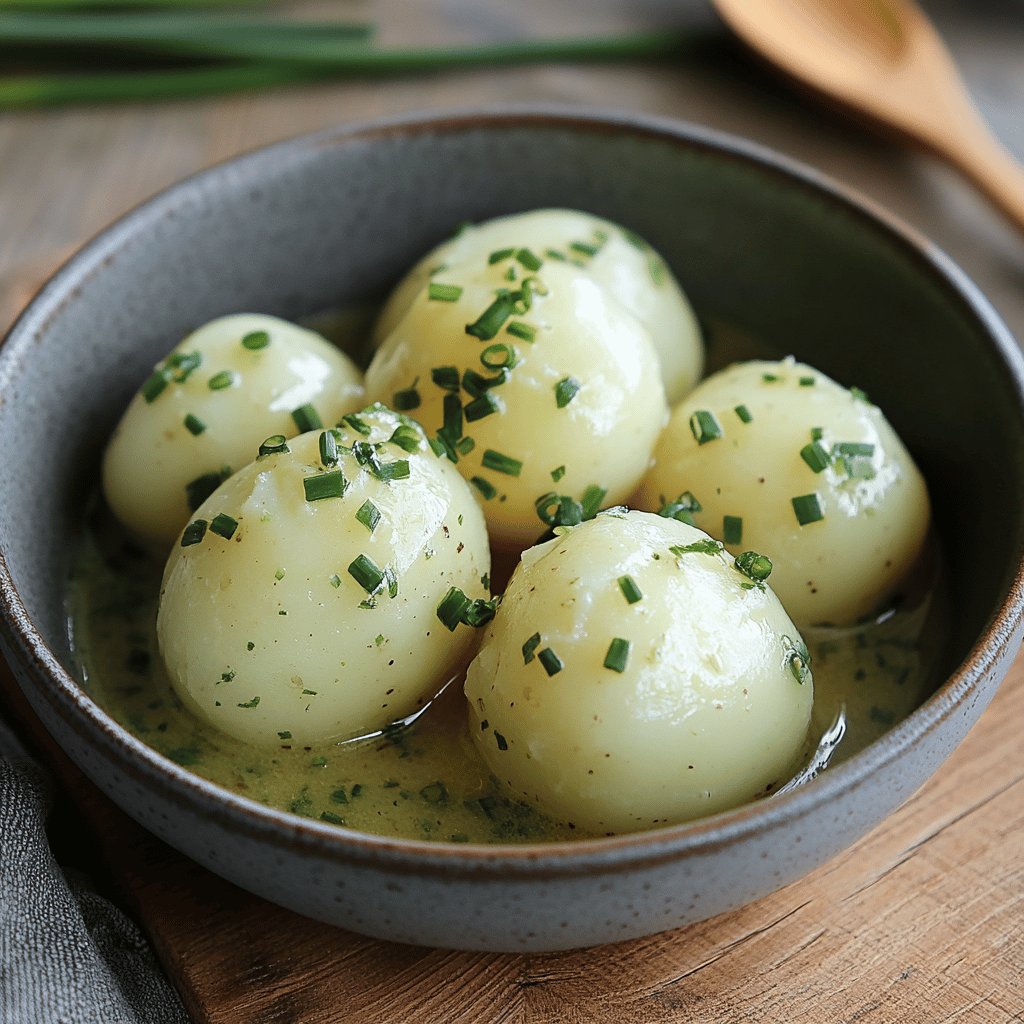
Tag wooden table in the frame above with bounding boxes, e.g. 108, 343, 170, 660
1, 2, 1022, 1021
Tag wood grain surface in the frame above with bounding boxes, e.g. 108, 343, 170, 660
1, 2, 1022, 1022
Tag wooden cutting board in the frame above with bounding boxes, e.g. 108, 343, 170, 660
2, 651, 1021, 1023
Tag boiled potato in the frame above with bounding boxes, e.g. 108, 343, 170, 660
635, 359, 931, 626
157, 407, 490, 746
464, 511, 813, 833
365, 259, 668, 550
372, 208, 703, 403
103, 314, 365, 545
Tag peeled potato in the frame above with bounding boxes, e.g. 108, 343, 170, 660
464, 511, 813, 833
157, 407, 490, 746
365, 259, 668, 549
373, 208, 703, 403
635, 359, 931, 626
103, 314, 365, 545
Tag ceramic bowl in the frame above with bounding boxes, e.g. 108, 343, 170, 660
1, 109, 1022, 952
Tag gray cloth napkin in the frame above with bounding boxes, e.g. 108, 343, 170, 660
0, 716, 187, 1024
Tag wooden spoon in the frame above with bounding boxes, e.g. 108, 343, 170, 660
712, 0, 1024, 231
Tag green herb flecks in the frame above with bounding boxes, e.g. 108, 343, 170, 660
242, 330, 270, 350
604, 637, 630, 673
670, 538, 723, 557
180, 519, 207, 547
291, 403, 323, 432
210, 513, 238, 540
183, 413, 206, 436
347, 554, 385, 595
792, 492, 825, 526
723, 515, 743, 545
734, 550, 773, 583
538, 647, 563, 676
481, 449, 522, 477
554, 376, 580, 409
658, 491, 702, 525
689, 409, 722, 445
428, 282, 463, 302
303, 469, 347, 502
355, 499, 380, 534
618, 575, 642, 604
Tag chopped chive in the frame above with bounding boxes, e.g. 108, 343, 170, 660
241, 330, 270, 350
329, 573, 342, 589
487, 247, 515, 265
470, 476, 497, 500
464, 393, 501, 422
522, 632, 542, 664
481, 449, 522, 476
348, 554, 385, 595
437, 586, 472, 631
555, 376, 581, 409
384, 565, 399, 599
258, 435, 289, 457
456, 436, 476, 455
466, 293, 516, 340
551, 465, 566, 483
800, 441, 831, 474
604, 637, 630, 673
431, 365, 460, 392
277, 731, 292, 740
504, 266, 518, 282
782, 635, 812, 685
723, 515, 743, 545
166, 351, 202, 383
463, 596, 499, 628
535, 492, 583, 528
538, 648, 563, 676
180, 519, 207, 547
141, 370, 169, 403
618, 575, 643, 604
392, 386, 421, 411
355, 499, 380, 534
443, 393, 463, 441
762, 373, 781, 383
689, 409, 723, 444
303, 470, 347, 502
208, 370, 236, 391
850, 386, 871, 403
430, 432, 457, 463
811, 426, 824, 441
319, 811, 345, 825
516, 247, 543, 271
291, 403, 322, 433
341, 413, 371, 436
376, 460, 410, 482
658, 491, 702, 525
183, 413, 206, 436
274, 568, 286, 580
428, 282, 463, 302
389, 424, 421, 453
544, 247, 567, 261
480, 343, 518, 370
210, 513, 238, 540
735, 404, 753, 424
670, 539, 723, 557
462, 367, 509, 397
842, 457, 877, 480
319, 430, 339, 467
833, 441, 875, 457
506, 321, 536, 342
734, 550, 773, 582
237, 696, 260, 709
580, 485, 607, 519
799, 375, 815, 387
792, 493, 825, 526
185, 467, 230, 511
569, 240, 599, 258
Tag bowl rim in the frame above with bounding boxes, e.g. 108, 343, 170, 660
2, 104, 1023, 878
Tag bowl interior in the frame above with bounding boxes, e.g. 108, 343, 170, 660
2, 113, 1022, 774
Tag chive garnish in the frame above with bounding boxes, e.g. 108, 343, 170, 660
210, 513, 238, 540
734, 550, 773, 582
355, 499, 380, 533
506, 321, 536, 343
487, 247, 515, 265
462, 367, 509, 397
551, 465, 566, 483
466, 292, 516, 340
800, 441, 831, 474
723, 515, 743, 545
555, 376, 581, 409
184, 413, 206, 436
538, 648, 563, 676
604, 637, 630, 673
242, 330, 270, 350
141, 370, 169, 403
180, 519, 207, 547
833, 442, 875, 457
443, 393, 463, 441
792, 493, 825, 526
464, 393, 501, 422
782, 635, 811, 685
481, 449, 522, 476
303, 470, 347, 501
185, 468, 230, 511
348, 554, 385, 595
329, 573, 342, 589
207, 370, 236, 391
522, 632, 541, 664
735, 404, 753, 424
850, 386, 871, 403
689, 409, 722, 445
385, 565, 399, 599
480, 343, 518, 370
811, 426, 824, 441
580, 485, 607, 519
618, 575, 642, 604
291, 403, 323, 433
320, 811, 345, 825
470, 476, 497, 500
274, 568, 286, 580
430, 433, 457, 463
431, 365, 460, 392
436, 586, 471, 631
658, 491, 702, 525
516, 248, 543, 271
428, 282, 463, 302
341, 413, 371, 436
377, 459, 410, 482
569, 240, 599, 258
535, 493, 583, 528
670, 539, 723, 557
166, 351, 202, 383
544, 247, 567, 261
762, 372, 781, 383
799, 375, 815, 387
237, 696, 260, 709
456, 436, 475, 455
277, 731, 292, 740
389, 424, 421, 453
319, 430, 339, 467
392, 386, 421, 411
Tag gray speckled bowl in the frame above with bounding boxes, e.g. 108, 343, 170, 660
1, 109, 1023, 952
